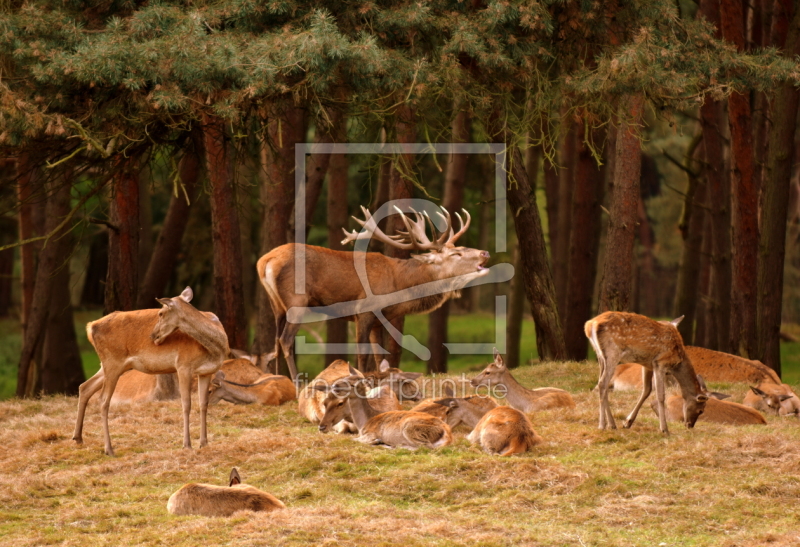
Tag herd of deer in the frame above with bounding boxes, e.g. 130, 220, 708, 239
66, 206, 799, 517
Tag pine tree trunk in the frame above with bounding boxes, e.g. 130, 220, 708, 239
695, 207, 714, 348
599, 93, 645, 312
383, 105, 416, 370
554, 121, 577, 319
0, 219, 12, 317
105, 157, 140, 314
305, 127, 334, 237
720, 0, 759, 358
254, 102, 306, 370
81, 231, 108, 307
564, 129, 606, 359
506, 243, 526, 369
428, 109, 470, 374
468, 170, 494, 312
17, 153, 38, 330
542, 127, 560, 263
137, 147, 200, 308
326, 111, 349, 364
138, 162, 154, 286
672, 139, 707, 345
757, 1, 800, 375
202, 113, 247, 351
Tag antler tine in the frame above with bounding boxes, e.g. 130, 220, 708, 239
341, 206, 415, 250
432, 207, 453, 247
392, 206, 439, 250
446, 208, 471, 246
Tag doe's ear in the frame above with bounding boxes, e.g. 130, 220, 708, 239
156, 297, 171, 307
670, 315, 684, 327
696, 394, 709, 403
493, 348, 504, 366
779, 394, 793, 402
180, 286, 194, 303
750, 386, 767, 397
696, 375, 708, 393
348, 364, 359, 376
379, 359, 391, 373
229, 468, 241, 486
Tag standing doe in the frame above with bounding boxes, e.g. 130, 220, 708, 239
73, 287, 229, 456
585, 311, 707, 434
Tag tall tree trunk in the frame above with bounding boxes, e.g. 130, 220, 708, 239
326, 111, 349, 365
564, 128, 606, 359
599, 93, 645, 312
695, 206, 714, 348
637, 199, 657, 315
383, 105, 416, 370
428, 109, 470, 374
17, 153, 38, 330
0, 218, 12, 317
305, 127, 334, 237
137, 147, 200, 308
138, 159, 154, 286
554, 120, 577, 319
16, 170, 75, 397
672, 137, 707, 345
757, 1, 800, 375
542, 127, 560, 263
468, 166, 494, 312
202, 113, 247, 351
506, 243, 527, 369
254, 102, 306, 371
720, 0, 759, 358
105, 156, 140, 314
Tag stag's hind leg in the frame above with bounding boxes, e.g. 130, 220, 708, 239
73, 368, 106, 445
623, 366, 653, 429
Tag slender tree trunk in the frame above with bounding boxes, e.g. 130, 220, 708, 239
637, 199, 657, 315
105, 156, 140, 314
138, 160, 154, 285
720, 0, 759, 358
202, 113, 247, 351
564, 129, 606, 359
554, 120, 577, 319
17, 153, 37, 330
137, 147, 200, 308
305, 127, 334, 236
254, 102, 306, 370
81, 231, 108, 307
0, 218, 12, 317
428, 109, 470, 374
672, 138, 707, 345
506, 243, 526, 369
757, 1, 800, 375
599, 93, 645, 312
695, 206, 714, 348
468, 167, 494, 312
326, 111, 349, 364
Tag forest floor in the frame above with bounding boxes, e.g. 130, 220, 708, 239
1, 361, 799, 546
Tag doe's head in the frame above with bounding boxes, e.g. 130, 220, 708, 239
470, 348, 507, 388
151, 287, 194, 345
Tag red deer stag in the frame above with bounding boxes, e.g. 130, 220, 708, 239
256, 205, 490, 378
72, 287, 229, 456
585, 311, 708, 434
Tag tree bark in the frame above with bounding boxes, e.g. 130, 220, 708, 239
542, 128, 560, 263
564, 128, 606, 359
428, 109, 470, 374
138, 160, 154, 286
599, 93, 645, 313
17, 153, 38, 330
305, 126, 334, 237
202, 113, 247, 351
720, 0, 759, 358
506, 243, 526, 369
757, 1, 800, 375
0, 218, 12, 317
672, 137, 707, 345
137, 146, 200, 308
554, 120, 577, 319
695, 206, 714, 348
104, 156, 140, 314
326, 111, 349, 365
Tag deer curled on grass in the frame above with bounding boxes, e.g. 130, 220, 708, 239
167, 468, 285, 517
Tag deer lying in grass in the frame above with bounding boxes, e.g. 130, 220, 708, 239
585, 311, 708, 434
167, 468, 285, 517
413, 395, 498, 428
744, 383, 800, 418
362, 360, 424, 402
317, 383, 401, 433
298, 359, 364, 425
314, 367, 453, 450
106, 370, 179, 404
470, 350, 575, 413
466, 406, 543, 456
683, 346, 781, 384
73, 287, 229, 456
210, 370, 296, 406
654, 377, 766, 425
608, 363, 731, 400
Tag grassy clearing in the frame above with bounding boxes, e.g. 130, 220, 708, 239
1, 362, 799, 546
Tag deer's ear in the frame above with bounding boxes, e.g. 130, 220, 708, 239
493, 348, 505, 366
443, 385, 455, 397
229, 468, 241, 486
670, 315, 684, 327
379, 359, 391, 372
156, 297, 171, 307
696, 394, 709, 403
180, 287, 193, 302
750, 386, 767, 397
696, 375, 707, 392
348, 364, 359, 376
780, 394, 793, 402
396, 372, 423, 381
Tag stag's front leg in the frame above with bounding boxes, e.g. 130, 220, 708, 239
654, 369, 670, 435
197, 374, 211, 448
178, 368, 193, 450
623, 367, 653, 429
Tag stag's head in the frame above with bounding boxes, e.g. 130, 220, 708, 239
470, 348, 508, 388
342, 205, 490, 280
151, 287, 195, 345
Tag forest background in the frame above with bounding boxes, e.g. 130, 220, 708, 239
2, 0, 800, 399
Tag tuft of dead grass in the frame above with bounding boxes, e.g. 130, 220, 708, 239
0, 362, 799, 546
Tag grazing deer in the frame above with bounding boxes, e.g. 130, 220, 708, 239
314, 367, 453, 450
73, 287, 229, 456
585, 311, 708, 434
655, 378, 766, 425
210, 371, 296, 406
256, 205, 490, 378
167, 468, 285, 517
413, 395, 498, 429
464, 406, 543, 456
317, 383, 401, 433
470, 350, 575, 413
744, 383, 800, 418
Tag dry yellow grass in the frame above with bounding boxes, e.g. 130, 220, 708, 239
1, 361, 799, 546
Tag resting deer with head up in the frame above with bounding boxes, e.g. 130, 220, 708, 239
73, 287, 229, 456
470, 349, 575, 413
585, 311, 708, 434
313, 366, 453, 450
744, 383, 800, 418
413, 394, 498, 428
167, 468, 285, 517
257, 205, 490, 377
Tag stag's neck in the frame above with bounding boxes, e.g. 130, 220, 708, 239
498, 371, 533, 412
347, 395, 382, 432
178, 314, 229, 359
674, 358, 702, 400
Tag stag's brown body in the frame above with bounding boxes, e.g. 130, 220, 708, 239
466, 406, 543, 456
257, 206, 489, 376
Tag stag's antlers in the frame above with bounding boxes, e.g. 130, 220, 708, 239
341, 206, 471, 251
